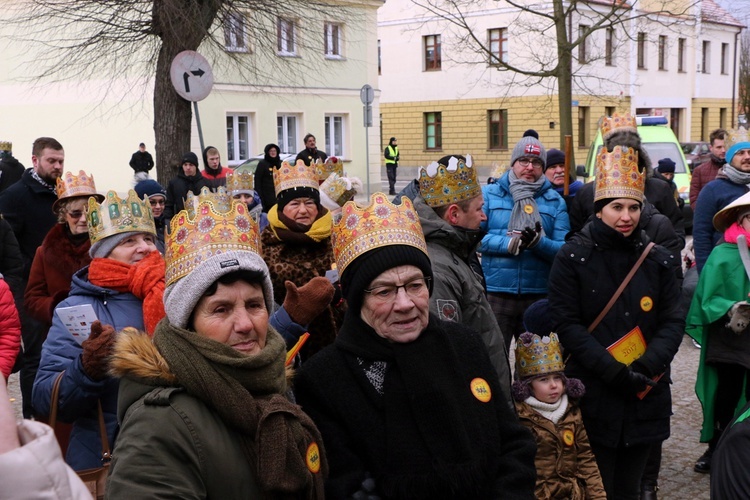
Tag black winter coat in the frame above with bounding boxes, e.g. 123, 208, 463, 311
164, 171, 208, 222
0, 155, 25, 193
129, 151, 154, 173
548, 220, 684, 448
255, 144, 282, 213
640, 202, 684, 279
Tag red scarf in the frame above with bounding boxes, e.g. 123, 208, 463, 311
88, 251, 166, 335
724, 222, 750, 246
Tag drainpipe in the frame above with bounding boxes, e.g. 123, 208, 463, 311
733, 29, 739, 127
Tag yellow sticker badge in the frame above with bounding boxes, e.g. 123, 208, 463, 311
563, 429, 575, 447
470, 378, 492, 403
523, 205, 534, 214
640, 296, 653, 312
306, 442, 321, 473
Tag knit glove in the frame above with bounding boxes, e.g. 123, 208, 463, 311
507, 235, 523, 256
519, 222, 543, 250
81, 321, 117, 381
727, 301, 750, 334
283, 277, 335, 326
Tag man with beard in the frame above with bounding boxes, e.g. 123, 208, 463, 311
295, 133, 327, 166
0, 137, 64, 418
690, 129, 727, 209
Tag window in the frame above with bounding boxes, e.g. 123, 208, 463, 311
378, 39, 381, 75
701, 108, 709, 141
225, 12, 248, 52
324, 22, 342, 58
424, 35, 441, 71
637, 32, 647, 69
720, 108, 727, 129
605, 106, 616, 117
488, 28, 508, 66
277, 115, 298, 154
677, 38, 686, 73
488, 110, 508, 150
424, 112, 442, 150
702, 41, 711, 74
578, 106, 590, 148
578, 25, 589, 64
721, 43, 729, 74
658, 35, 667, 70
226, 114, 251, 165
605, 28, 614, 66
670, 108, 682, 139
325, 115, 345, 157
277, 18, 296, 56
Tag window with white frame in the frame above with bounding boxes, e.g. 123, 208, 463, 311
702, 41, 711, 74
324, 22, 343, 58
277, 115, 298, 154
325, 115, 346, 157
224, 12, 248, 52
677, 38, 686, 72
721, 43, 729, 74
226, 114, 252, 165
277, 18, 296, 56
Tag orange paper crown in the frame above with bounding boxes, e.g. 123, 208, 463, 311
54, 170, 104, 211
226, 171, 255, 194
599, 113, 637, 138
594, 146, 644, 203
515, 333, 565, 379
166, 190, 261, 288
87, 190, 155, 245
418, 155, 481, 208
332, 193, 428, 275
314, 157, 343, 182
273, 160, 319, 197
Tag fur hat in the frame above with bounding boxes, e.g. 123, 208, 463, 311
510, 136, 546, 169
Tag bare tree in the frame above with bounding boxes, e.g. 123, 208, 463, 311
410, 0, 696, 164
8, 0, 353, 181
739, 29, 750, 125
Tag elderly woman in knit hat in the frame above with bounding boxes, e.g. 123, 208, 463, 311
106, 191, 327, 499
262, 160, 344, 360
294, 193, 536, 499
31, 190, 164, 471
547, 143, 683, 499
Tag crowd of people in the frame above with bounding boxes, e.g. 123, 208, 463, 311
0, 116, 749, 499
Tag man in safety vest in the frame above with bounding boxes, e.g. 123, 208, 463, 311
384, 137, 400, 195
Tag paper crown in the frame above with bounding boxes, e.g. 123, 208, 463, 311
599, 113, 637, 138
0, 141, 11, 152
515, 333, 565, 379
314, 157, 343, 182
418, 155, 481, 208
226, 170, 254, 194
87, 190, 156, 245
726, 126, 750, 150
332, 193, 428, 275
166, 190, 262, 288
594, 146, 645, 203
55, 170, 103, 204
320, 173, 357, 207
184, 186, 232, 218
273, 160, 319, 197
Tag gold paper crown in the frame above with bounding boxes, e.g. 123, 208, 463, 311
165, 193, 262, 288
418, 155, 481, 208
332, 192, 428, 275
55, 170, 102, 202
320, 173, 357, 207
226, 171, 255, 194
599, 113, 637, 138
726, 126, 750, 151
594, 146, 645, 203
273, 160, 319, 197
87, 190, 156, 245
515, 333, 565, 379
0, 141, 11, 152
184, 186, 233, 218
314, 157, 343, 182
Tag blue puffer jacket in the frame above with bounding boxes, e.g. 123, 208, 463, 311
32, 266, 145, 471
481, 172, 570, 294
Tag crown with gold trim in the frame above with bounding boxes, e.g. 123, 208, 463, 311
273, 160, 319, 197
87, 190, 156, 245
0, 141, 10, 152
515, 332, 565, 379
184, 186, 232, 219
418, 155, 481, 208
226, 170, 255, 195
320, 173, 357, 207
55, 170, 103, 205
594, 146, 644, 203
165, 191, 261, 288
726, 126, 750, 151
332, 192, 428, 275
599, 113, 637, 139
314, 157, 343, 182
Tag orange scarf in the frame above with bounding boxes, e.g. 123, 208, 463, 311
88, 251, 166, 335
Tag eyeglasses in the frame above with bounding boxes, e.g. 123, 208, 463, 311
516, 158, 544, 169
364, 276, 431, 302
149, 199, 165, 206
66, 210, 86, 220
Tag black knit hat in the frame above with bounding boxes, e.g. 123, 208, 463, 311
544, 149, 565, 172
276, 186, 321, 213
181, 152, 199, 167
341, 245, 433, 311
657, 158, 676, 174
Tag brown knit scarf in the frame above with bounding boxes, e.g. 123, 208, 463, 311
88, 251, 166, 335
152, 320, 327, 499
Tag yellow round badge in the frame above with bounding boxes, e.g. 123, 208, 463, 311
523, 205, 534, 214
306, 442, 321, 473
563, 429, 575, 447
470, 378, 492, 403
640, 296, 653, 312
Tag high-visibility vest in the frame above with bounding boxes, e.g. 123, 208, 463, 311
385, 145, 399, 165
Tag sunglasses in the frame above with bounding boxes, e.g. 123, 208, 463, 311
67, 210, 86, 220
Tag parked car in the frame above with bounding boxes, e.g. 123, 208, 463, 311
681, 142, 711, 172
231, 152, 296, 174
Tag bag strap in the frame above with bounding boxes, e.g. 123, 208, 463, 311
48, 371, 65, 429
97, 400, 111, 463
587, 241, 655, 333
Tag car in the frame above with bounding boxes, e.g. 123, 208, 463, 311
681, 142, 711, 172
231, 152, 296, 174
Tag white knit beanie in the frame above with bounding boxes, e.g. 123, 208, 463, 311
163, 250, 275, 329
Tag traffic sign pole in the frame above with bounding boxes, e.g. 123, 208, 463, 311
194, 102, 205, 154
360, 84, 375, 198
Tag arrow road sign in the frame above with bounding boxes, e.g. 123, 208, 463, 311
170, 51, 214, 102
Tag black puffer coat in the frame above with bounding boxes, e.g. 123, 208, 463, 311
164, 170, 208, 223
548, 219, 684, 448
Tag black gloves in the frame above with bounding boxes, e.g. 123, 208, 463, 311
608, 364, 656, 395
520, 222, 543, 250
